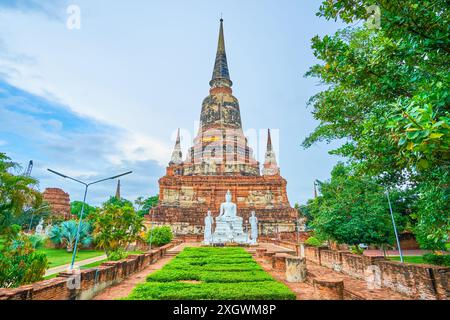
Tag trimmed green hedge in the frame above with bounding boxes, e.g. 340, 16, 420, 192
126, 246, 295, 300
164, 262, 263, 272
126, 281, 295, 300
148, 269, 273, 283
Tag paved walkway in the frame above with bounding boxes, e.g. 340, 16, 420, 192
93, 242, 196, 300
45, 254, 107, 277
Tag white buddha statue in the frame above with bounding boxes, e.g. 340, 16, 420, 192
218, 190, 237, 219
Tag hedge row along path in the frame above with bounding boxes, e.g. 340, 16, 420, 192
93, 242, 195, 300
125, 246, 295, 300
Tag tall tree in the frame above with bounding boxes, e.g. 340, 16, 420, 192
303, 1, 449, 249
308, 163, 406, 250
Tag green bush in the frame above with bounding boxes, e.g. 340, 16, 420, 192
126, 247, 295, 300
148, 269, 272, 283
108, 249, 128, 261
423, 253, 450, 267
126, 281, 295, 300
305, 236, 323, 247
147, 226, 173, 247
0, 234, 48, 288
27, 234, 46, 249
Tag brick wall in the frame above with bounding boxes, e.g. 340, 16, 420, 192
303, 244, 449, 300
0, 240, 182, 300
304, 246, 322, 265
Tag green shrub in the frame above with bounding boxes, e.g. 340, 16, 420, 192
126, 246, 296, 300
126, 281, 296, 300
148, 269, 272, 283
0, 234, 48, 288
423, 253, 450, 267
305, 236, 323, 247
147, 226, 173, 247
27, 234, 46, 249
108, 249, 128, 261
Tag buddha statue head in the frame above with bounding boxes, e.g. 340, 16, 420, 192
225, 190, 232, 203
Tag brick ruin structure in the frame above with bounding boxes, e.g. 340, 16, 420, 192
149, 19, 298, 236
42, 188, 72, 220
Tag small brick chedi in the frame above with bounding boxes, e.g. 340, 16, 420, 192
150, 19, 297, 236
42, 188, 72, 219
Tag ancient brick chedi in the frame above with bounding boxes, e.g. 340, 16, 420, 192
150, 19, 298, 235
42, 188, 72, 220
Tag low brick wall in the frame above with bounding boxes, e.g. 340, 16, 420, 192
304, 246, 322, 264
0, 240, 182, 300
320, 249, 343, 271
377, 260, 449, 300
302, 244, 449, 300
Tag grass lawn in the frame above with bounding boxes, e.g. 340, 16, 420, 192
126, 247, 295, 300
38, 248, 105, 268
388, 256, 425, 264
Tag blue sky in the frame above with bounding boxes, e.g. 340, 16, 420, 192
0, 0, 345, 206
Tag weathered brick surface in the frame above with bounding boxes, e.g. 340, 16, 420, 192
42, 188, 73, 220
305, 246, 321, 265
263, 252, 276, 264
0, 240, 182, 300
320, 249, 344, 271
272, 253, 289, 271
313, 279, 344, 300
302, 244, 449, 300
256, 248, 267, 259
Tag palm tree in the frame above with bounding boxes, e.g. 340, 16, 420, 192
49, 220, 92, 252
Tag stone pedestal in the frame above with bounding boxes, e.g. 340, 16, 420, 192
263, 252, 275, 264
272, 253, 288, 271
285, 256, 307, 282
212, 215, 249, 244
256, 248, 267, 259
313, 279, 344, 300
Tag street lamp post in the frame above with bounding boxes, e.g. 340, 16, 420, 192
386, 190, 404, 263
149, 210, 155, 251
47, 169, 132, 270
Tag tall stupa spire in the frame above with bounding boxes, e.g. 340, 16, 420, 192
210, 18, 232, 89
115, 179, 121, 200
263, 129, 280, 176
169, 129, 183, 165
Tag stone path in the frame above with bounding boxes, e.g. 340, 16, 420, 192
93, 242, 196, 300
250, 243, 411, 300
45, 254, 108, 277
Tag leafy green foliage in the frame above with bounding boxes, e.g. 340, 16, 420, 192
307, 163, 406, 246
127, 247, 295, 300
135, 195, 159, 217
48, 220, 92, 251
422, 253, 450, 267
0, 232, 48, 288
107, 249, 128, 261
147, 225, 173, 247
103, 196, 134, 209
126, 281, 295, 300
303, 1, 449, 249
90, 203, 145, 257
305, 236, 323, 247
70, 201, 97, 219
0, 153, 45, 234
